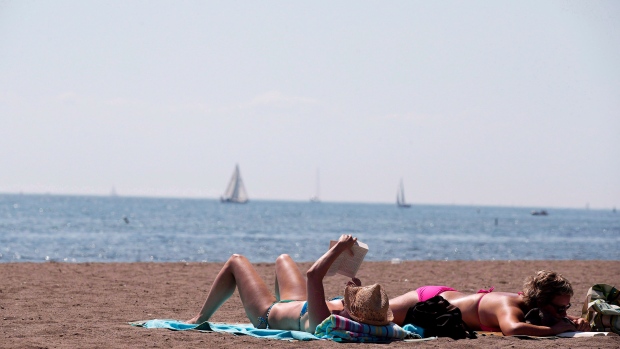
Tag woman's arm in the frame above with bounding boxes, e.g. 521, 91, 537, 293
497, 303, 577, 336
566, 315, 591, 331
305, 234, 357, 331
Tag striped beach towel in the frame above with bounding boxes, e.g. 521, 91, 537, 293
314, 315, 420, 342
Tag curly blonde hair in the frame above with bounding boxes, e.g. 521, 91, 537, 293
521, 270, 573, 308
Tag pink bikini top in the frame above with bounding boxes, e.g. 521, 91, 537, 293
476, 287, 501, 332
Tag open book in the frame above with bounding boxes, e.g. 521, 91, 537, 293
326, 240, 368, 278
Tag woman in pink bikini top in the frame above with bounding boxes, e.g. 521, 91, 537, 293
387, 270, 590, 336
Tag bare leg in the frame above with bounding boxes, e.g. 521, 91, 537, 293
388, 290, 420, 326
274, 254, 307, 301
187, 254, 276, 327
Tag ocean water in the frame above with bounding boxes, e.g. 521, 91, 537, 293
1, 194, 618, 263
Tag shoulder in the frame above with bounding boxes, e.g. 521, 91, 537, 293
486, 293, 527, 318
486, 292, 523, 305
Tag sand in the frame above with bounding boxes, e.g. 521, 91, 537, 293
2, 260, 619, 348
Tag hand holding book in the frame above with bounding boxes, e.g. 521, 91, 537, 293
326, 240, 368, 278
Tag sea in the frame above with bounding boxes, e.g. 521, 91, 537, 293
1, 194, 618, 263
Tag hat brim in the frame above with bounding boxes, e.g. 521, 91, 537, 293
349, 308, 394, 326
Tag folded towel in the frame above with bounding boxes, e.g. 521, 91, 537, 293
314, 315, 422, 342
130, 319, 318, 341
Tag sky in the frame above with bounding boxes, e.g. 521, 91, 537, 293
0, 1, 618, 209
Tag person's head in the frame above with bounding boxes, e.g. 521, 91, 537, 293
343, 283, 394, 326
522, 270, 573, 319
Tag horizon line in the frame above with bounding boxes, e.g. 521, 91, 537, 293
1, 191, 615, 211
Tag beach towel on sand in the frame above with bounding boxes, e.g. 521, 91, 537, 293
131, 317, 428, 343
314, 315, 424, 342
130, 319, 317, 341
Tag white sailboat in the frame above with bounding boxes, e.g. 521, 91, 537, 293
396, 179, 411, 208
310, 168, 320, 203
220, 164, 249, 204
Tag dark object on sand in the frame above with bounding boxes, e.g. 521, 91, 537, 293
402, 295, 476, 340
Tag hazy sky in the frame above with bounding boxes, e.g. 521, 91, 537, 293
1, 1, 618, 208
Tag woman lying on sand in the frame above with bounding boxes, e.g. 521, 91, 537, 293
187, 234, 393, 333
392, 269, 591, 336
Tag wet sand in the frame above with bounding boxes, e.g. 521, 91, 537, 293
2, 260, 619, 348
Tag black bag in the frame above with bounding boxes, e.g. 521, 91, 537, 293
403, 295, 476, 339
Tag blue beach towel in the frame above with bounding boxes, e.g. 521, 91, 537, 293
131, 318, 431, 343
130, 319, 318, 341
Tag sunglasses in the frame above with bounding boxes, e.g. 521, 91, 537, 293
550, 302, 571, 313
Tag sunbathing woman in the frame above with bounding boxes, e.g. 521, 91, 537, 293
186, 234, 392, 333
388, 270, 591, 336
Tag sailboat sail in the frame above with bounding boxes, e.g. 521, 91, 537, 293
396, 179, 411, 208
221, 164, 248, 203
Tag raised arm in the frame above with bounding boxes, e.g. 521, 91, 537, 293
305, 234, 357, 331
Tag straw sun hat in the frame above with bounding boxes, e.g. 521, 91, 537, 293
343, 283, 394, 326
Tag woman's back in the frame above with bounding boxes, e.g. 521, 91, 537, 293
441, 291, 522, 331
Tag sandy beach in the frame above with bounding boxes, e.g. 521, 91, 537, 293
2, 260, 619, 348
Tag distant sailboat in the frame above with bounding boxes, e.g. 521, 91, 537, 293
310, 168, 320, 203
396, 179, 411, 208
220, 164, 249, 204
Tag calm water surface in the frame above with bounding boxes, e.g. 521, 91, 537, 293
1, 194, 618, 263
